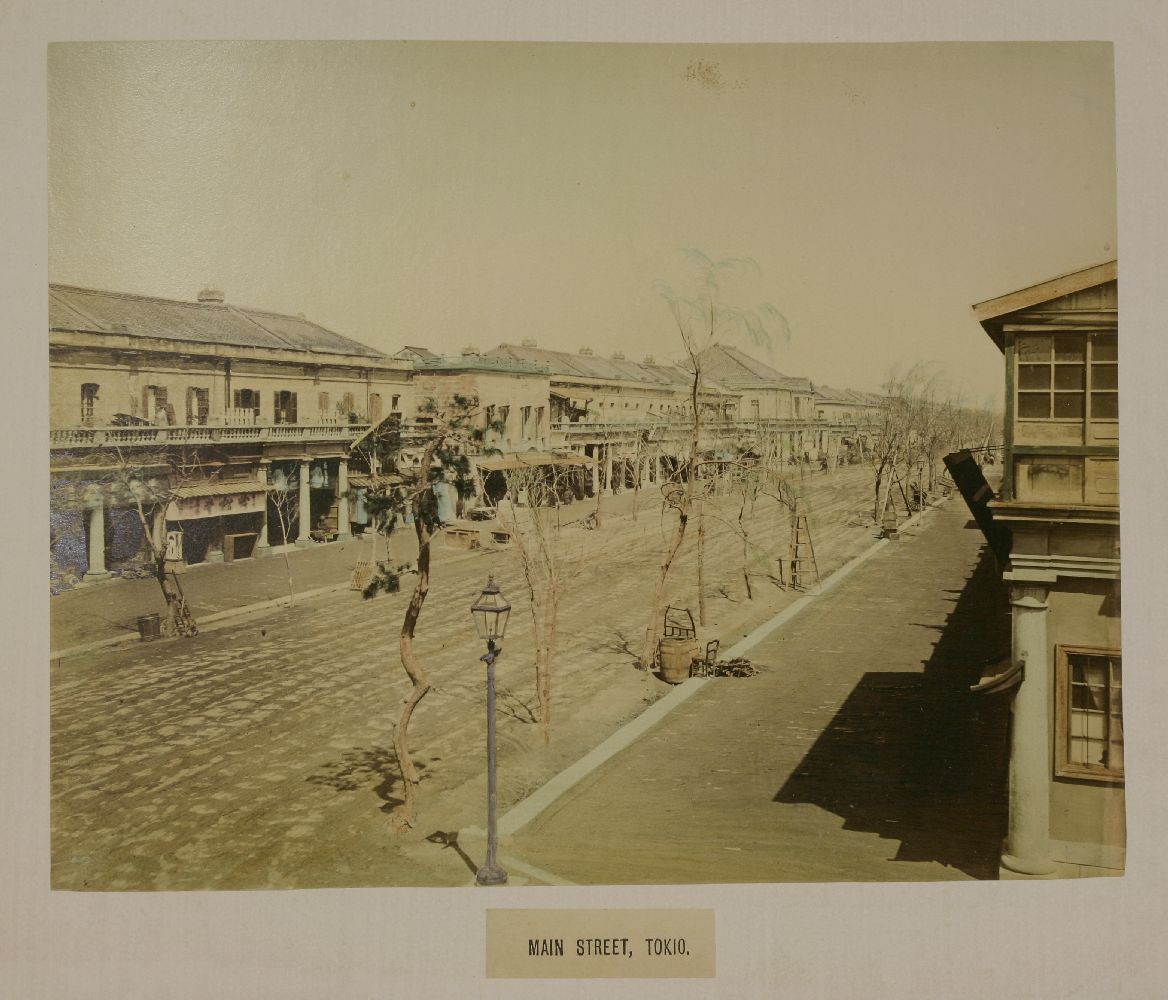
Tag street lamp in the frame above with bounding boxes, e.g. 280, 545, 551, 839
471, 575, 511, 886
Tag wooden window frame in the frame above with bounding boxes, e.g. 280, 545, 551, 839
1014, 331, 1118, 426
1054, 643, 1123, 784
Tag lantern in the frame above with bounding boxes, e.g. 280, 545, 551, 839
470, 576, 511, 641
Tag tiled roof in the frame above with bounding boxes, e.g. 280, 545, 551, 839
486, 344, 694, 388
694, 344, 812, 393
49, 284, 384, 359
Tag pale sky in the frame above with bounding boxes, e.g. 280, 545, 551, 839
48, 41, 1116, 403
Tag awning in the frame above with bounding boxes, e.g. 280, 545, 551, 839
347, 473, 406, 490
166, 480, 267, 521
170, 480, 266, 499
476, 451, 591, 472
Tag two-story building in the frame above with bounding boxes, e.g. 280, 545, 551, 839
965, 260, 1122, 878
50, 284, 413, 587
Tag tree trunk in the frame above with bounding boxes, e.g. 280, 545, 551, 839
391, 442, 442, 833
639, 505, 689, 669
696, 496, 707, 626
392, 517, 432, 832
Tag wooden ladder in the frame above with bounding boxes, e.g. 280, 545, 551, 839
788, 499, 821, 591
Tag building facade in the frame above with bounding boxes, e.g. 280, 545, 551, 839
969, 260, 1122, 878
50, 285, 413, 587
50, 283, 884, 590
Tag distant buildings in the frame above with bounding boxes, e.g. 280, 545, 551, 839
969, 260, 1122, 878
49, 283, 881, 587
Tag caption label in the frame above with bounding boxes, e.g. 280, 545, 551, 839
486, 908, 715, 979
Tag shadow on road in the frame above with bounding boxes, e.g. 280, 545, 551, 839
306, 745, 431, 812
425, 830, 479, 876
774, 544, 1012, 879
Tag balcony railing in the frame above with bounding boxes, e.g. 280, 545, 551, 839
51, 422, 373, 449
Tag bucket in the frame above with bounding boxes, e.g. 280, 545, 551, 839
658, 636, 698, 684
137, 613, 161, 641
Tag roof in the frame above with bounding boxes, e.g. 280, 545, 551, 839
486, 343, 695, 388
693, 344, 812, 393
394, 345, 440, 360
972, 260, 1118, 351
50, 284, 385, 359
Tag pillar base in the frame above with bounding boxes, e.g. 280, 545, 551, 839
205, 550, 225, 564
253, 544, 272, 558
336, 531, 352, 543
295, 539, 314, 549
82, 570, 112, 583
1000, 853, 1058, 879
475, 862, 508, 887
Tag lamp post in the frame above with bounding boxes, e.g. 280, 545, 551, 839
471, 575, 511, 886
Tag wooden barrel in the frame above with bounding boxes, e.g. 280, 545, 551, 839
658, 636, 698, 684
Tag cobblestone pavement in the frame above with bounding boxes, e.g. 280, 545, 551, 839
505, 496, 1012, 884
51, 466, 897, 889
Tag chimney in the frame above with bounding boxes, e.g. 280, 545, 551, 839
197, 287, 225, 305
643, 354, 656, 365
612, 351, 626, 361
461, 344, 481, 356
578, 346, 593, 356
521, 337, 538, 347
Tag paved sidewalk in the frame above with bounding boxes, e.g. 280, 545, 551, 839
492, 498, 1012, 884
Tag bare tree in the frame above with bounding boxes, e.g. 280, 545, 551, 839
498, 463, 580, 743
639, 251, 789, 667
101, 446, 205, 637
266, 470, 300, 606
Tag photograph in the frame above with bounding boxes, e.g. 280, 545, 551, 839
46, 40, 1121, 893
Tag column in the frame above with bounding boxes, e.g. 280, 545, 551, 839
254, 461, 271, 557
83, 497, 111, 582
336, 457, 352, 542
296, 457, 313, 547
641, 456, 652, 487
655, 456, 664, 485
591, 451, 600, 498
604, 450, 614, 495
152, 505, 166, 561
1001, 584, 1057, 878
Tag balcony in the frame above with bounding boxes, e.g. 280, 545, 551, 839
51, 422, 373, 449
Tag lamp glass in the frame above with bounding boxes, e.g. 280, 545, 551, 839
471, 577, 511, 641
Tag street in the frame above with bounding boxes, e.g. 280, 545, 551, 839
50, 466, 1001, 889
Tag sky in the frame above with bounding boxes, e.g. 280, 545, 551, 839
47, 41, 1117, 404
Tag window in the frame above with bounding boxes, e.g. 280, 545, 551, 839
369, 393, 383, 423
233, 388, 260, 419
186, 387, 210, 426
144, 385, 171, 425
1055, 645, 1123, 781
1016, 333, 1117, 422
274, 390, 298, 425
81, 383, 98, 423
391, 394, 401, 411
319, 391, 330, 417
339, 391, 355, 417
521, 405, 532, 439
